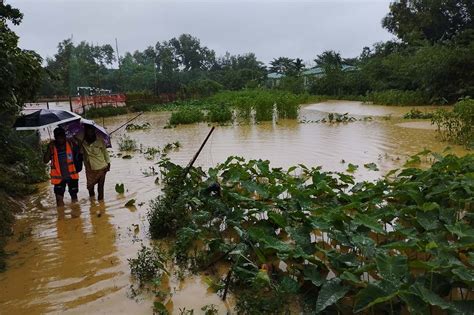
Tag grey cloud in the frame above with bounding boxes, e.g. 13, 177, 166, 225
11, 0, 394, 65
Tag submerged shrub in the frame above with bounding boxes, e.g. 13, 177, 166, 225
207, 105, 232, 123
146, 152, 474, 313
169, 108, 205, 125
129, 245, 167, 288
432, 98, 474, 147
367, 89, 428, 106
403, 108, 434, 119
118, 134, 137, 151
85, 106, 128, 118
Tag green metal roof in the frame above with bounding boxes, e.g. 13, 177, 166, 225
302, 67, 324, 76
268, 72, 284, 79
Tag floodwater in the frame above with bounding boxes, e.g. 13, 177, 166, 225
0, 101, 468, 314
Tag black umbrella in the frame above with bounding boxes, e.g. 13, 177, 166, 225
13, 109, 80, 130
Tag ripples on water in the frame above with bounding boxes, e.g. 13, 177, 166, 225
0, 101, 467, 314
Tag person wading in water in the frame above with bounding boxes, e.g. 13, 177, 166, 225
80, 124, 110, 200
43, 127, 82, 207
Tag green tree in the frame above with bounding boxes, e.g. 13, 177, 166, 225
41, 40, 116, 96
269, 57, 305, 76
314, 50, 343, 72
0, 2, 42, 118
0, 2, 47, 271
382, 0, 474, 44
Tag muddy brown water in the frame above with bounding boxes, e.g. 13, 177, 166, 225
0, 101, 468, 314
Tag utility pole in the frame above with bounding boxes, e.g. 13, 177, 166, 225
115, 38, 123, 92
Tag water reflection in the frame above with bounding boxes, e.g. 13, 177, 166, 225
0, 196, 121, 313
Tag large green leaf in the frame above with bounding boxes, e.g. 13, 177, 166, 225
354, 281, 398, 313
446, 222, 474, 238
279, 276, 300, 294
315, 278, 350, 313
421, 202, 440, 212
410, 282, 455, 311
416, 210, 439, 230
267, 211, 287, 228
353, 213, 385, 234
375, 254, 408, 286
452, 266, 474, 286
303, 264, 325, 287
115, 183, 125, 194
248, 227, 292, 252
340, 271, 363, 285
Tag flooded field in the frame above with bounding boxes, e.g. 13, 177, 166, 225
0, 101, 468, 314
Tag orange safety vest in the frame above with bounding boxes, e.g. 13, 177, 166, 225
50, 141, 79, 185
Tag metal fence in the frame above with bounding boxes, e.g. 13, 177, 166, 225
23, 94, 127, 115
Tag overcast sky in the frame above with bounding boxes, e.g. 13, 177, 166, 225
11, 0, 394, 66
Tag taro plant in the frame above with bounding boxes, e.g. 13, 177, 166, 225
143, 152, 474, 313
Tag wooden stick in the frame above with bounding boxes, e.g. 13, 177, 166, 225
109, 112, 143, 135
181, 126, 215, 179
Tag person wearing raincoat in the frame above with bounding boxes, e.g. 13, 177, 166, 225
43, 127, 83, 206
79, 124, 111, 200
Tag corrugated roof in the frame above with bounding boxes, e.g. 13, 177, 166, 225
302, 67, 324, 76
268, 72, 284, 79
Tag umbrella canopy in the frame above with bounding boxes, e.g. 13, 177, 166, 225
61, 118, 112, 148
13, 109, 80, 130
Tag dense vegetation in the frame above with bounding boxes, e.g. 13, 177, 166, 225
0, 3, 47, 270
167, 90, 315, 125
139, 152, 474, 314
432, 98, 474, 148
38, 1, 473, 106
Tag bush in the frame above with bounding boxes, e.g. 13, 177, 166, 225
169, 108, 205, 125
403, 108, 434, 119
207, 105, 232, 123
183, 79, 223, 98
84, 106, 129, 118
129, 245, 167, 288
117, 134, 138, 151
432, 98, 474, 147
366, 89, 428, 106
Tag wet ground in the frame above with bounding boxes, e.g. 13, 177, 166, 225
0, 101, 468, 314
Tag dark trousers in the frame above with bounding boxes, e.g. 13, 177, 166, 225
54, 178, 79, 199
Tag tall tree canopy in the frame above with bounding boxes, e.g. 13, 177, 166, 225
269, 57, 305, 76
382, 0, 474, 43
314, 51, 343, 71
0, 2, 42, 118
42, 40, 115, 95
